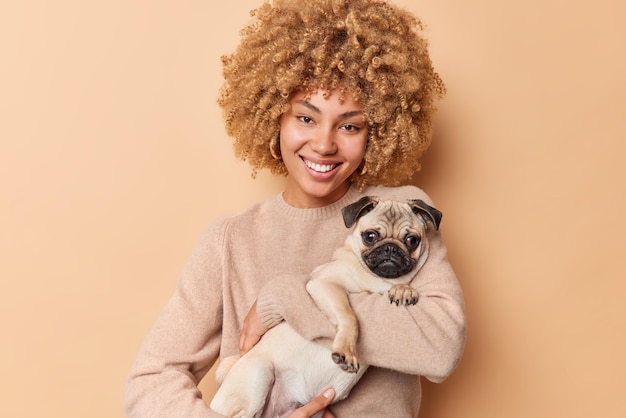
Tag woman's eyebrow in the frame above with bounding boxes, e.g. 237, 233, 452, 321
340, 110, 365, 119
295, 100, 364, 119
295, 100, 321, 114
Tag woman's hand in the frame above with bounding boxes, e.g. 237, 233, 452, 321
239, 300, 269, 354
288, 388, 336, 418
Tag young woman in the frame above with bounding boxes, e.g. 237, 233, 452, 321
125, 1, 465, 417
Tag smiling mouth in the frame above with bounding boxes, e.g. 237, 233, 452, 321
303, 158, 340, 173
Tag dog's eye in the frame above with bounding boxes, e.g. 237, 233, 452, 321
362, 230, 380, 246
405, 235, 421, 251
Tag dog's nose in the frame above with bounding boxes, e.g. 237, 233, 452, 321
382, 244, 401, 257
365, 243, 413, 279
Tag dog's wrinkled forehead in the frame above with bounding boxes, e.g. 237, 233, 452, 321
359, 201, 424, 232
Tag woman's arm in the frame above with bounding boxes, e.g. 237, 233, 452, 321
124, 222, 227, 418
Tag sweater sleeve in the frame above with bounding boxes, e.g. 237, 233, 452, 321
256, 272, 337, 340
124, 221, 228, 418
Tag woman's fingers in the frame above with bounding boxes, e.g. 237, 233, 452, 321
287, 388, 336, 418
239, 300, 269, 354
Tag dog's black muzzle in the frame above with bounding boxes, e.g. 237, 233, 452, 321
364, 243, 416, 278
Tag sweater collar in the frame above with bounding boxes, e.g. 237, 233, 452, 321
272, 184, 363, 221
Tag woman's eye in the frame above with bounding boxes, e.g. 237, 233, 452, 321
361, 230, 380, 246
342, 123, 360, 132
298, 115, 313, 124
404, 235, 421, 250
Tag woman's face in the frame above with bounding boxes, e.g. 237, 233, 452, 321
279, 88, 368, 208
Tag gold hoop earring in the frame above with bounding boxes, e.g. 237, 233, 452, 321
270, 135, 281, 160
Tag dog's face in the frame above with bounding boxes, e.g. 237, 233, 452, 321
342, 196, 442, 281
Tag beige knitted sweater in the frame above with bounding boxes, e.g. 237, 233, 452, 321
125, 184, 465, 417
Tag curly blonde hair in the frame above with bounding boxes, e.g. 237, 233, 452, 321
218, 0, 445, 187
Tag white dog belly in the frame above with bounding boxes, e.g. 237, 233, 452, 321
262, 324, 365, 402
211, 323, 366, 418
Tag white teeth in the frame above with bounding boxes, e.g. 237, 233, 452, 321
305, 160, 336, 173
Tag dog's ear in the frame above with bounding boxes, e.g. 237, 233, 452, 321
409, 199, 443, 230
342, 196, 379, 228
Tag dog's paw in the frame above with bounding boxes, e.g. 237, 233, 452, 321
388, 284, 419, 306
331, 351, 360, 373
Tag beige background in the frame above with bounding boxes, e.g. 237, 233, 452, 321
1, 0, 624, 417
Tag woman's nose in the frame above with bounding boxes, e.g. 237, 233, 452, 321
309, 129, 337, 155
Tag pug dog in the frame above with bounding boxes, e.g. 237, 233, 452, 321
210, 196, 442, 418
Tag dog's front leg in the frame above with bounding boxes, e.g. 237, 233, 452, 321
306, 279, 360, 373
